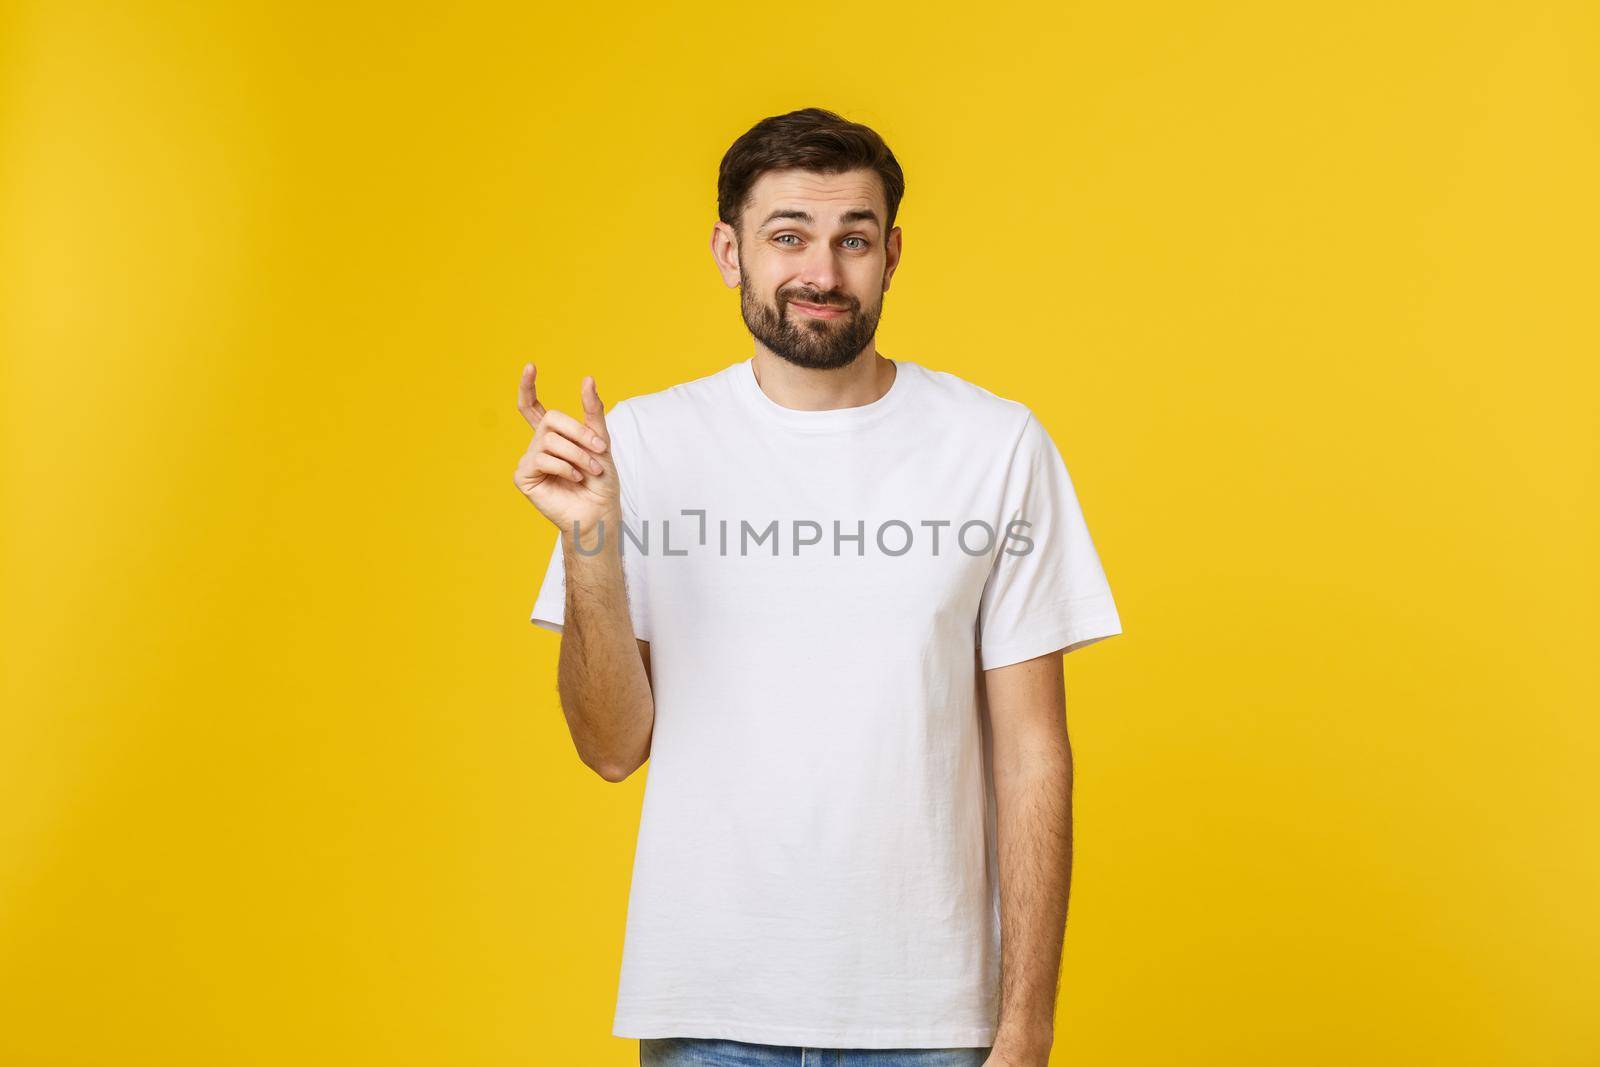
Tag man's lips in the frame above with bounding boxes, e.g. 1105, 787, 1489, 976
789, 300, 849, 319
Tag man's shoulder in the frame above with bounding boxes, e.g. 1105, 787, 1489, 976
903, 360, 1035, 434
609, 360, 743, 424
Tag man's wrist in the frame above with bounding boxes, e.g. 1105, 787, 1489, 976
990, 1021, 1054, 1065
559, 510, 624, 557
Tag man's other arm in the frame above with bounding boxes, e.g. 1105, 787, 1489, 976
555, 515, 655, 782
980, 649, 1072, 1067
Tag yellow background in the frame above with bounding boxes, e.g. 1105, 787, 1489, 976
3, 2, 1595, 1064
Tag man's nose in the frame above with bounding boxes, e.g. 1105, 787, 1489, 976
795, 242, 843, 295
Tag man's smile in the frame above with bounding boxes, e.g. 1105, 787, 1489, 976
789, 300, 849, 319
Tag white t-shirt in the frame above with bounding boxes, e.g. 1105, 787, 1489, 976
530, 356, 1123, 1049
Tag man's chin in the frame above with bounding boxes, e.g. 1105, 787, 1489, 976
769, 344, 864, 370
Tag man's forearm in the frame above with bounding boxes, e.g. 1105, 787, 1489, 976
556, 512, 652, 780
992, 742, 1073, 1063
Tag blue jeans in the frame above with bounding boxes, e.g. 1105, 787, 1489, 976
640, 1038, 991, 1066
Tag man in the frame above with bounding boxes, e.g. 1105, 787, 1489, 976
513, 108, 1123, 1067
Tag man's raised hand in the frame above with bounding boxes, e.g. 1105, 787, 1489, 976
513, 363, 621, 542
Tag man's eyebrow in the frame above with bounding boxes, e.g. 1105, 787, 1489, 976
758, 208, 882, 232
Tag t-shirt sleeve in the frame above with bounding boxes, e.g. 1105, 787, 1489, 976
974, 410, 1123, 669
529, 400, 651, 641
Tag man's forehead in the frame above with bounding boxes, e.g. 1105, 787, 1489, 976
749, 169, 885, 226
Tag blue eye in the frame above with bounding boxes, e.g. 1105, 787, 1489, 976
774, 234, 868, 249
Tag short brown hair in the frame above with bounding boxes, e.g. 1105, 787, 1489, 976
717, 107, 906, 239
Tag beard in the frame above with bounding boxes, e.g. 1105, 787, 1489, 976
738, 254, 885, 371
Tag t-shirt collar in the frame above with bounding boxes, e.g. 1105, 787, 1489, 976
735, 355, 913, 432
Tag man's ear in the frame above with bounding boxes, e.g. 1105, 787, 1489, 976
882, 225, 903, 293
710, 221, 742, 289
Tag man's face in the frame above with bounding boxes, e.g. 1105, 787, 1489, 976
722, 168, 901, 370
